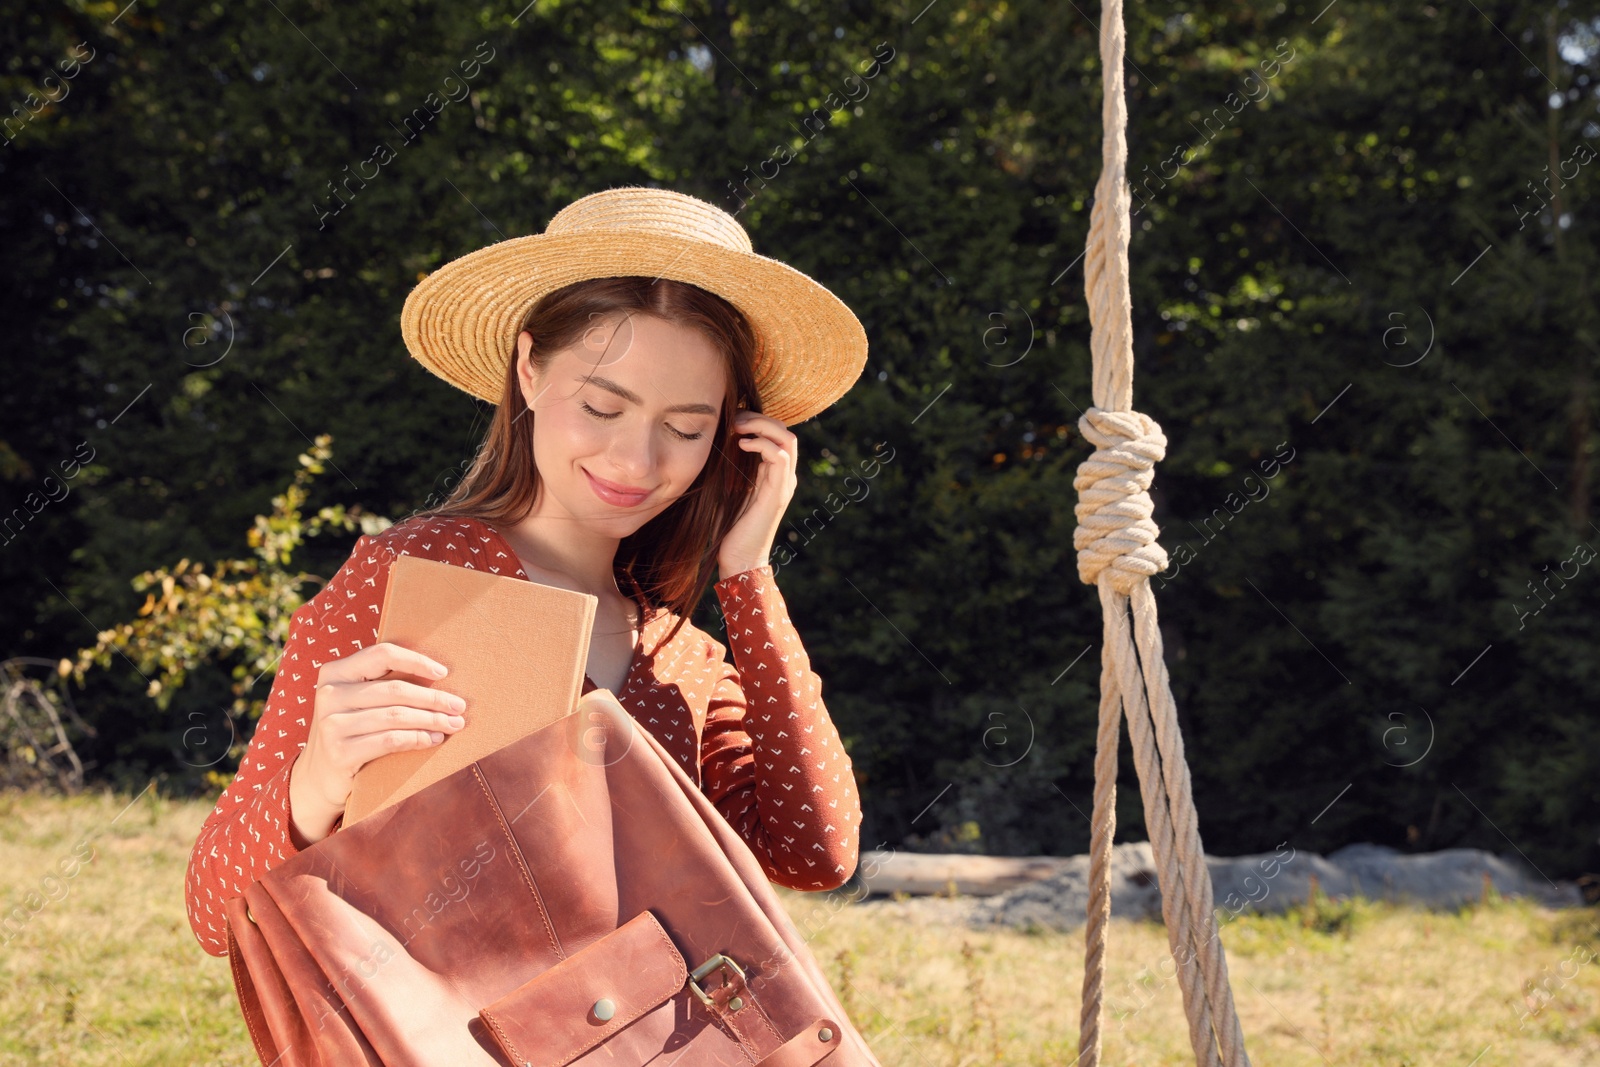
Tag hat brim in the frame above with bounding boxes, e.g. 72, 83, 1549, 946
399, 232, 868, 427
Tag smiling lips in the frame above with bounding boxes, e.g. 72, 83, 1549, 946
584, 469, 651, 507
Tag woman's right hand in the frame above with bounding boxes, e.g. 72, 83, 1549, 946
287, 642, 468, 847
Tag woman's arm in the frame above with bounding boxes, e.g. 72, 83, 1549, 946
698, 564, 862, 891
182, 532, 387, 956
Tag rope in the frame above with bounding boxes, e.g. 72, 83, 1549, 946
1072, 1, 1252, 1065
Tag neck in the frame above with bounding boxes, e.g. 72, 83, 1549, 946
502, 521, 623, 599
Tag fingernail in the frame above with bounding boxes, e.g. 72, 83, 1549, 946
449, 695, 467, 712
430, 731, 445, 743
432, 664, 449, 678
449, 715, 465, 728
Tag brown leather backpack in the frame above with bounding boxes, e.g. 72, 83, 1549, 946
223, 689, 880, 1067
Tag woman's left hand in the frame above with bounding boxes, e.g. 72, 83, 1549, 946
717, 410, 798, 579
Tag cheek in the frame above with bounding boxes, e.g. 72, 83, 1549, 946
682, 439, 717, 479
655, 440, 715, 497
535, 404, 606, 459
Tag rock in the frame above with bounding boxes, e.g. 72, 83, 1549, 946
1322, 842, 1579, 910
1206, 845, 1351, 918
963, 842, 1165, 934
908, 841, 1591, 934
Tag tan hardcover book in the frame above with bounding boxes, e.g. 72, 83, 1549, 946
341, 553, 598, 826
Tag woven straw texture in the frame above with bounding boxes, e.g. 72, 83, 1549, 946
399, 187, 868, 427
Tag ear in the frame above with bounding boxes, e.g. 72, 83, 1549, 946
515, 331, 544, 410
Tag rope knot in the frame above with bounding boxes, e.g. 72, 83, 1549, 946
1073, 407, 1169, 594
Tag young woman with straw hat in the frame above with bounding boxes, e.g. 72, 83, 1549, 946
184, 186, 872, 957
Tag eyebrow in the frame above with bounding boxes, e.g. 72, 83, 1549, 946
573, 374, 719, 416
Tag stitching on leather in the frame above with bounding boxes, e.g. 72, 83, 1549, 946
471, 762, 564, 960
480, 1008, 525, 1065
728, 951, 786, 1050
646, 911, 687, 974
486, 914, 688, 1067
708, 956, 792, 1062
760, 1017, 841, 1067
737, 987, 786, 1051
581, 914, 689, 1044
544, 975, 680, 1065
227, 906, 276, 1066
537, 914, 687, 1066
709, 1001, 762, 1065
723, 1000, 771, 1063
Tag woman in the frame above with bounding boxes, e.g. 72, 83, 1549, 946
184, 187, 871, 958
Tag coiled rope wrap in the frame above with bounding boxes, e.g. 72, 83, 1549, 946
1073, 408, 1169, 595
1071, 0, 1252, 1064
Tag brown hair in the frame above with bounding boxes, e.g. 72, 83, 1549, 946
416, 276, 764, 647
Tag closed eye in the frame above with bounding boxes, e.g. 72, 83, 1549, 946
580, 400, 704, 441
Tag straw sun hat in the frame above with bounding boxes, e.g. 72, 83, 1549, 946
399, 186, 869, 427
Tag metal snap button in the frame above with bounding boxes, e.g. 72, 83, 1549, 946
245, 903, 257, 925
728, 996, 743, 1011
592, 997, 616, 1021
818, 1026, 834, 1042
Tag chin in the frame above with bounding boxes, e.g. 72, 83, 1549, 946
569, 494, 661, 537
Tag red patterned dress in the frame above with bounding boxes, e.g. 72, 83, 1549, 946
183, 514, 862, 958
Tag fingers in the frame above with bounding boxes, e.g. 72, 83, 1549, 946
732, 415, 798, 470
327, 701, 469, 774
733, 413, 798, 449
339, 699, 465, 740
321, 641, 451, 685
313, 652, 470, 779
323, 674, 466, 717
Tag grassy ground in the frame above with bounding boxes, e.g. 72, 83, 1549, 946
2, 785, 1596, 1066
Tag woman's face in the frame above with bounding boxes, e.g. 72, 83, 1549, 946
515, 312, 728, 537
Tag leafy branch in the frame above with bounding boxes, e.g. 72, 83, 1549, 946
65, 435, 390, 775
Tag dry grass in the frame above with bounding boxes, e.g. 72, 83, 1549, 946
793, 892, 1600, 1066
2, 786, 1596, 1065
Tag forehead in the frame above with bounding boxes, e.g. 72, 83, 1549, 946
574, 311, 714, 354
556, 312, 727, 407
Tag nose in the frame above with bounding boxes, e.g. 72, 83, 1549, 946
604, 421, 657, 483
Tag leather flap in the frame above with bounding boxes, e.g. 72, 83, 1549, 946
479, 909, 687, 1067
754, 1017, 843, 1066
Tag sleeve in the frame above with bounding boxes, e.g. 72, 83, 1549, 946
182, 531, 391, 957
698, 564, 862, 892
